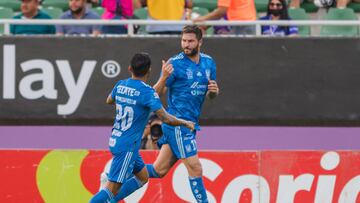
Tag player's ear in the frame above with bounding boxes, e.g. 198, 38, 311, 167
128, 66, 132, 73
199, 39, 203, 47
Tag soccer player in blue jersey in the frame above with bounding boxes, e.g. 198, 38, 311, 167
110, 25, 219, 203
89, 53, 195, 203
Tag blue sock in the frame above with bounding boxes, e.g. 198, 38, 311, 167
146, 164, 160, 178
89, 188, 114, 203
111, 176, 145, 202
189, 176, 208, 203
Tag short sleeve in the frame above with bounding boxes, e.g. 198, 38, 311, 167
143, 89, 163, 112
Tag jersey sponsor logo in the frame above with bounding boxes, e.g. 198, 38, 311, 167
191, 90, 206, 96
116, 85, 140, 97
116, 96, 137, 105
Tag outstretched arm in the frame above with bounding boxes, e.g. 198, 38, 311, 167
153, 60, 173, 96
155, 108, 195, 131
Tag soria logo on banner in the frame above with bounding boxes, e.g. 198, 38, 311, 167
3, 150, 359, 202
1, 44, 121, 115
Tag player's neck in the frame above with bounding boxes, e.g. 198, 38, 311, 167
131, 76, 147, 82
188, 54, 200, 64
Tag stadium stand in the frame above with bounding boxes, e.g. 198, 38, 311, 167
0, 0, 20, 12
320, 7, 359, 36
255, 0, 268, 12
0, 7, 13, 34
42, 0, 69, 11
133, 7, 148, 34
193, 0, 217, 11
191, 7, 215, 35
42, 7, 63, 19
91, 6, 105, 17
348, 2, 360, 12
288, 8, 311, 36
300, 0, 319, 13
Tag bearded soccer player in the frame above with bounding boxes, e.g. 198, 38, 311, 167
111, 25, 219, 203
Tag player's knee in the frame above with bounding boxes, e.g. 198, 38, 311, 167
189, 162, 203, 176
154, 166, 168, 178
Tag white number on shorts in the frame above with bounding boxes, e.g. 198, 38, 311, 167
115, 104, 134, 131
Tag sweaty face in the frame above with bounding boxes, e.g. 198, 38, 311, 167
69, 0, 85, 14
181, 33, 201, 57
21, 0, 39, 16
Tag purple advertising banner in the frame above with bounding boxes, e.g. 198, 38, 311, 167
0, 126, 359, 150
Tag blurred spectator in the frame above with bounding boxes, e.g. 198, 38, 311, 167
260, 0, 298, 36
11, 0, 55, 35
141, 0, 192, 35
194, 0, 257, 35
56, 0, 101, 36
290, 0, 356, 9
140, 114, 163, 150
90, 0, 137, 34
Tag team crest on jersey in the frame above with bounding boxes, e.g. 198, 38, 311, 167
196, 72, 202, 77
186, 69, 193, 79
153, 92, 159, 99
205, 69, 211, 80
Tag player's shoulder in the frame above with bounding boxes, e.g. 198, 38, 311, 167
170, 52, 185, 63
138, 81, 155, 93
200, 53, 214, 61
200, 53, 216, 67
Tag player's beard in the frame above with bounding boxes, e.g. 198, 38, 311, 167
183, 45, 199, 57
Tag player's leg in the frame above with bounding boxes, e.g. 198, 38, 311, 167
182, 154, 208, 203
90, 181, 122, 203
147, 144, 178, 178
146, 125, 178, 178
90, 151, 135, 203
177, 126, 208, 203
112, 154, 148, 201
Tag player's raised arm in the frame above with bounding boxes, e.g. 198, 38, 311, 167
155, 107, 195, 131
153, 60, 173, 96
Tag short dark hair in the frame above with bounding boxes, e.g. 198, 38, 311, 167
130, 52, 151, 77
182, 25, 203, 41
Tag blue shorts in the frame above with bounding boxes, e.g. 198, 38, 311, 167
157, 124, 198, 159
108, 151, 145, 183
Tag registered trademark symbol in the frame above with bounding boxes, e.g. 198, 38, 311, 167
101, 60, 121, 78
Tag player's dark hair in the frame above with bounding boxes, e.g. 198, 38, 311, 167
130, 52, 151, 77
182, 25, 203, 41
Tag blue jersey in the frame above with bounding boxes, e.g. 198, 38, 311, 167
109, 78, 162, 153
165, 52, 217, 128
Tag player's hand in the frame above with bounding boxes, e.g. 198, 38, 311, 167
208, 80, 219, 95
161, 60, 174, 79
184, 121, 195, 131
